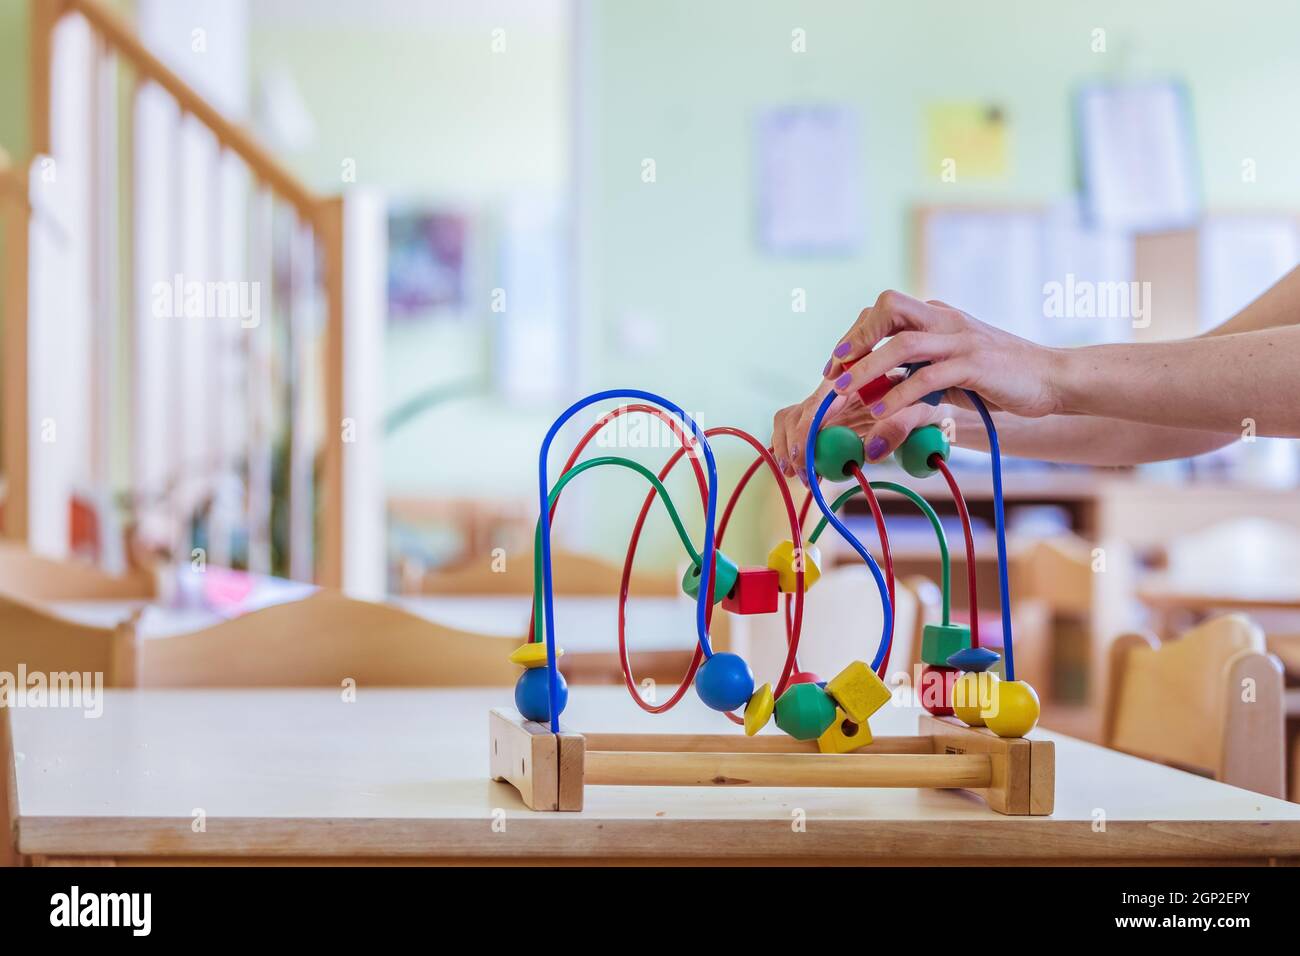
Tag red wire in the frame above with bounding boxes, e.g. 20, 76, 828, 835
526, 403, 708, 644
847, 463, 895, 678
620, 428, 806, 724
935, 457, 980, 649
708, 428, 805, 698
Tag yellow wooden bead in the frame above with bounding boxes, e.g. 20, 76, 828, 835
982, 679, 1040, 738
744, 682, 775, 736
951, 670, 998, 727
817, 708, 873, 753
765, 540, 822, 593
509, 642, 563, 669
825, 660, 892, 724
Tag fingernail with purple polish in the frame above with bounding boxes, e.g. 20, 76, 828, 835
834, 372, 852, 390
822, 359, 832, 377
833, 341, 852, 358
867, 437, 887, 460
870, 402, 886, 416
778, 457, 788, 473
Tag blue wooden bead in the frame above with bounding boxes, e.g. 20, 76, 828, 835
903, 361, 945, 406
695, 651, 755, 712
947, 646, 1001, 673
515, 666, 568, 722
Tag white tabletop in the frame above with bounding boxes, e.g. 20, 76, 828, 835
8, 686, 1300, 863
47, 594, 699, 653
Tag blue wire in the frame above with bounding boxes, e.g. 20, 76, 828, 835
963, 390, 1015, 682
537, 390, 719, 732
803, 391, 893, 672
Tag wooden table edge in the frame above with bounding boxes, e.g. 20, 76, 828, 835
15, 814, 1300, 864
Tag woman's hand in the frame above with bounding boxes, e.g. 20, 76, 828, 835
824, 290, 1066, 420
771, 379, 943, 481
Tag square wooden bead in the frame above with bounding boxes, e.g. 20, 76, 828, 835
722, 567, 780, 615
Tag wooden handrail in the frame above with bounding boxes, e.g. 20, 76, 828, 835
49, 0, 323, 221
0, 148, 29, 208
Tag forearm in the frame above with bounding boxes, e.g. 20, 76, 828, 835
942, 407, 1235, 466
1052, 326, 1300, 437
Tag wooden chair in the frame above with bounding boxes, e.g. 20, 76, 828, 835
1103, 614, 1285, 798
136, 589, 521, 688
417, 547, 677, 597
0, 542, 156, 601
0, 593, 137, 865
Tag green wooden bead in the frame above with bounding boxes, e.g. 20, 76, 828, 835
773, 682, 838, 740
921, 622, 972, 667
895, 425, 950, 478
681, 550, 740, 604
813, 426, 866, 480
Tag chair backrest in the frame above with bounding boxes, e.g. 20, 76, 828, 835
1013, 534, 1093, 616
1103, 614, 1285, 797
418, 547, 677, 597
0, 593, 136, 866
0, 542, 156, 601
136, 589, 522, 688
0, 591, 137, 688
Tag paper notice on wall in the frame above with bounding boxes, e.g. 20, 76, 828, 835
756, 106, 863, 254
1076, 81, 1200, 231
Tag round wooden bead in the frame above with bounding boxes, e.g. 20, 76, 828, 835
813, 425, 866, 480
918, 663, 957, 716
695, 652, 755, 712
681, 550, 740, 604
514, 666, 568, 723
952, 670, 998, 727
983, 680, 1040, 738
895, 425, 950, 478
774, 682, 837, 740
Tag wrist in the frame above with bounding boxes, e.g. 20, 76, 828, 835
1046, 346, 1084, 415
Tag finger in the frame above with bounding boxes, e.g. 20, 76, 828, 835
771, 408, 795, 477
831, 331, 956, 400
868, 359, 972, 420
791, 392, 843, 485
825, 290, 934, 379
860, 404, 937, 462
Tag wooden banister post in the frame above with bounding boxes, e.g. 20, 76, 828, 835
316, 192, 386, 596
1, 156, 31, 543
29, 0, 69, 160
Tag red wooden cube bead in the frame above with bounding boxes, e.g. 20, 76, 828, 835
722, 566, 780, 615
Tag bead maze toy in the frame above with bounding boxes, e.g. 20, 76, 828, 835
490, 377, 1053, 815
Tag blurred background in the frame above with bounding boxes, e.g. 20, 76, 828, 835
1, 0, 1299, 758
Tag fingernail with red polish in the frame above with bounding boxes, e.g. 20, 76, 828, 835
870, 402, 886, 416
833, 341, 852, 358
866, 437, 887, 460
834, 372, 852, 390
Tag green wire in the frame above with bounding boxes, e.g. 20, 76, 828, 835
531, 455, 701, 643
807, 480, 950, 626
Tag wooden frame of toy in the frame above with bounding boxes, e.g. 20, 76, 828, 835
491, 370, 1054, 815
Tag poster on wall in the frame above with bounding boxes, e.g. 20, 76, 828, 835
386, 209, 469, 320
924, 101, 1009, 180
755, 106, 864, 254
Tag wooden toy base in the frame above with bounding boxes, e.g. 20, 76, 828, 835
489, 708, 1054, 815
